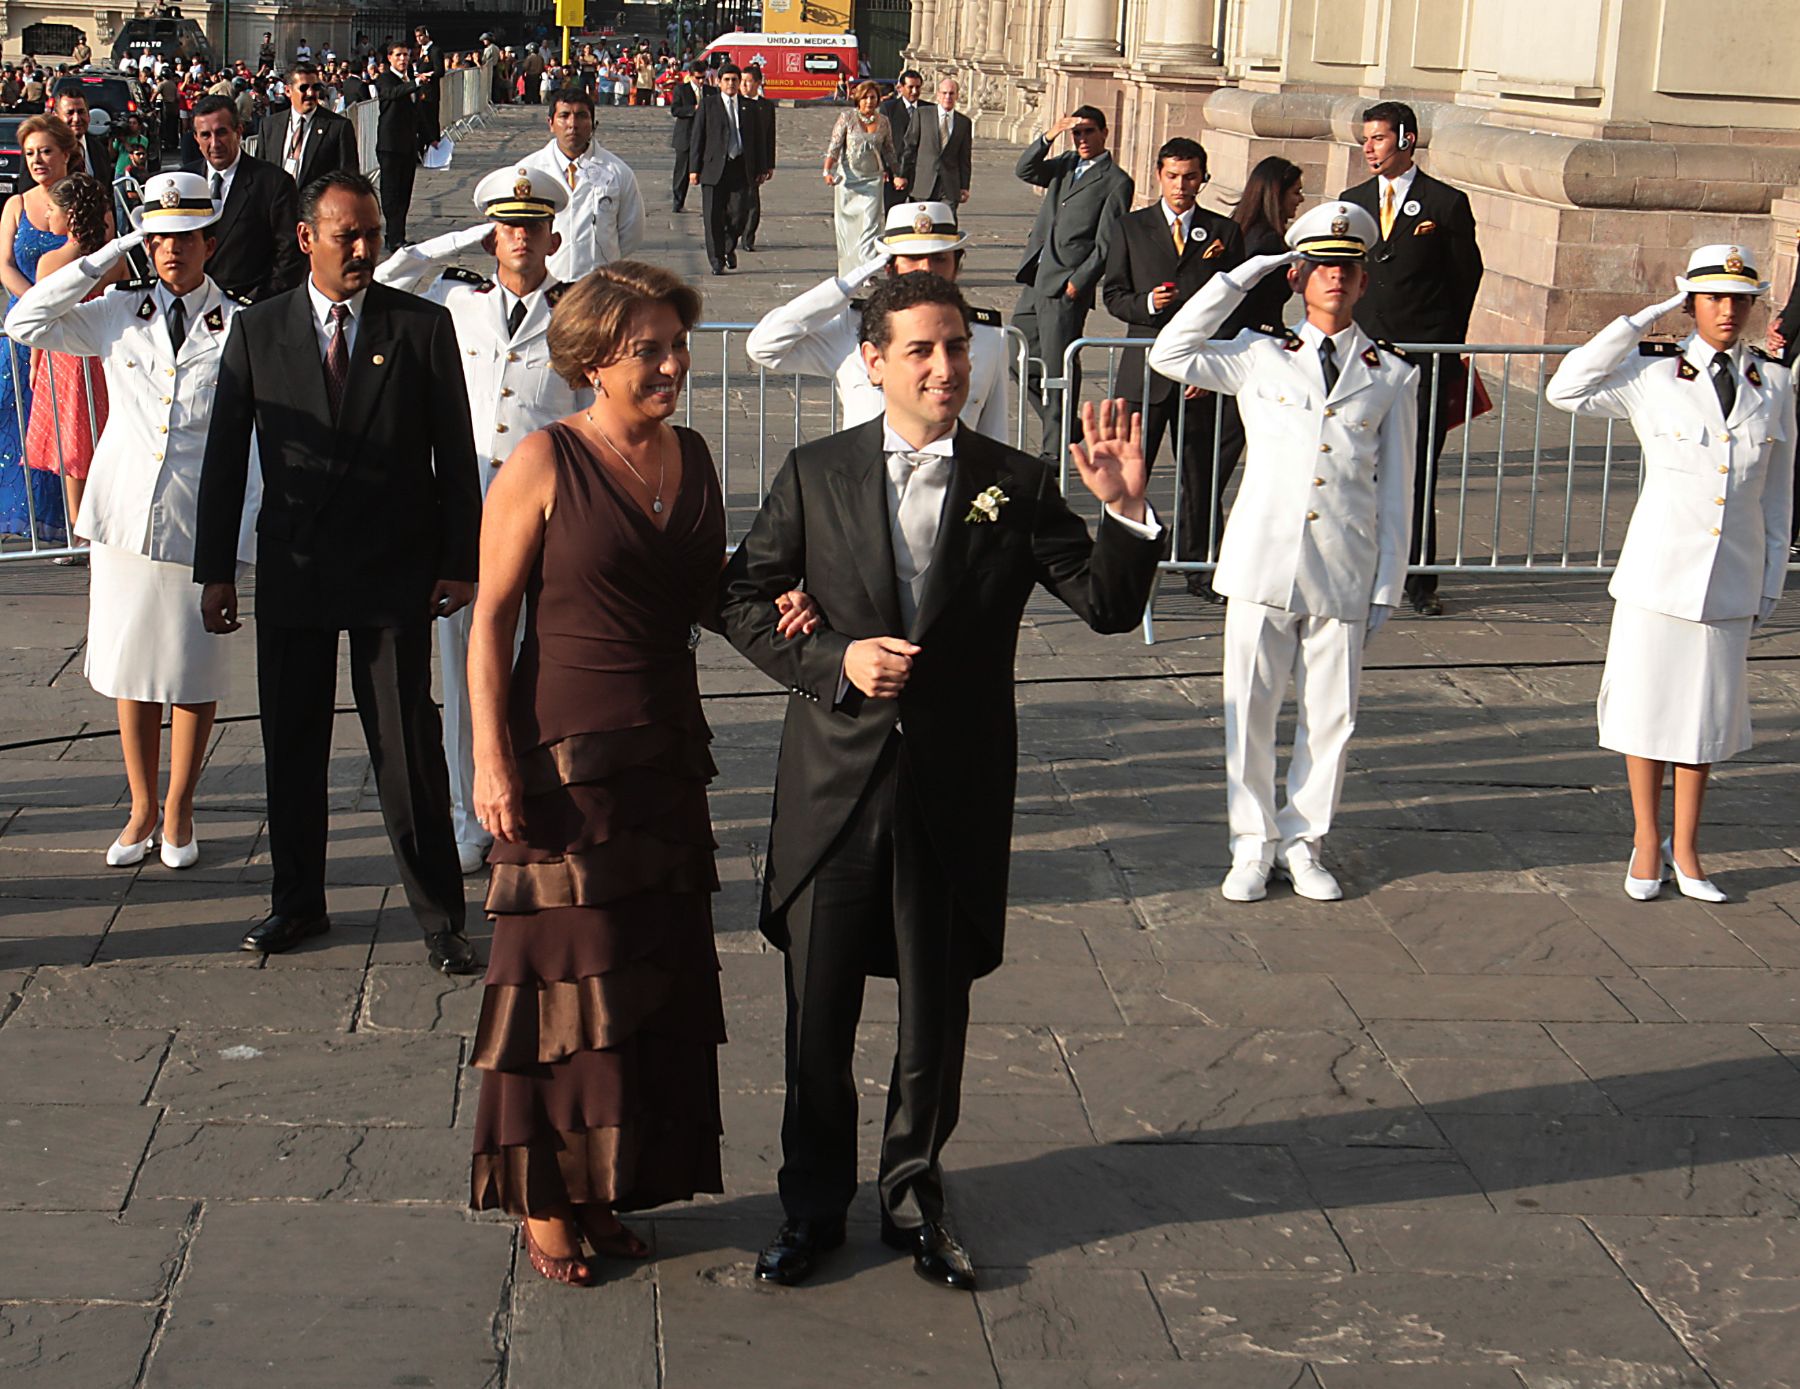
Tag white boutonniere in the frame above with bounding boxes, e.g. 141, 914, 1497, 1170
966, 485, 1008, 524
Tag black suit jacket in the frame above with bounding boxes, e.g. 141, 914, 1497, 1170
900, 105, 972, 202
185, 153, 305, 303
1103, 203, 1245, 404
373, 69, 420, 155
257, 107, 359, 192
670, 80, 698, 150
688, 91, 765, 184
1775, 275, 1800, 367
741, 93, 776, 171
194, 283, 481, 630
1340, 168, 1484, 345
80, 132, 111, 181
877, 96, 917, 158
719, 419, 1163, 978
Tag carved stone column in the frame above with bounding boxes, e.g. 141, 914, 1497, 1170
1136, 0, 1218, 69
982, 0, 1009, 62
1056, 0, 1122, 62
910, 0, 938, 59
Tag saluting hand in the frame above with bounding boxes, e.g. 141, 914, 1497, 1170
1070, 398, 1148, 525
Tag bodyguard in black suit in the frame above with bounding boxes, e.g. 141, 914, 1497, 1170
669, 65, 701, 210
899, 76, 973, 206
688, 65, 766, 275
877, 70, 924, 210
1103, 136, 1245, 583
1340, 100, 1483, 614
412, 27, 442, 156
738, 65, 776, 251
186, 95, 305, 303
193, 171, 482, 975
259, 64, 359, 193
374, 41, 424, 247
720, 275, 1163, 1290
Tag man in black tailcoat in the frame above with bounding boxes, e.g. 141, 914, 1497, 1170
193, 171, 482, 976
1340, 99, 1484, 615
720, 273, 1163, 1291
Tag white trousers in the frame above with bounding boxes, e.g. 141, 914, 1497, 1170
1222, 599, 1364, 859
436, 603, 526, 849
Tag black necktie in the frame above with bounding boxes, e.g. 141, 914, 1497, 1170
1712, 350, 1736, 419
1319, 337, 1340, 394
210, 171, 223, 201
167, 296, 187, 354
507, 298, 527, 340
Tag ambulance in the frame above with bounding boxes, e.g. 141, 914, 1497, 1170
697, 32, 859, 101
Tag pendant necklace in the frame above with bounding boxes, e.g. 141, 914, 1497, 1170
586, 411, 666, 514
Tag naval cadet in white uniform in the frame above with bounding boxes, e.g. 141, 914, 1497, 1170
745, 200, 1010, 440
5, 171, 259, 872
375, 164, 593, 874
1547, 244, 1794, 904
1148, 201, 1417, 904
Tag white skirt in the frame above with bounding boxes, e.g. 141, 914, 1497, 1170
1597, 601, 1751, 764
85, 541, 231, 704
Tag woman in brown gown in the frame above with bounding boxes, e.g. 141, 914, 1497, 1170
464, 262, 751, 1283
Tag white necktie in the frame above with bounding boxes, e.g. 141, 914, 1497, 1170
888, 450, 951, 626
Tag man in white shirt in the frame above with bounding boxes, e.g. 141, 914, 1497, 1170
523, 86, 644, 283
1149, 202, 1418, 905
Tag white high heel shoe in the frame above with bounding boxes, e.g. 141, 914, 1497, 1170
159, 829, 199, 870
1663, 837, 1727, 903
1623, 845, 1667, 901
106, 831, 155, 867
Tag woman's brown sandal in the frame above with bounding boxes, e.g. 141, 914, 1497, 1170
522, 1219, 597, 1286
575, 1207, 652, 1260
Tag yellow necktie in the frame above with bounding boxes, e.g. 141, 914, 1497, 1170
1172, 218, 1185, 256
1380, 184, 1395, 239
566, 160, 578, 190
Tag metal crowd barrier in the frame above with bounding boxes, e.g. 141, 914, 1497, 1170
0, 336, 101, 560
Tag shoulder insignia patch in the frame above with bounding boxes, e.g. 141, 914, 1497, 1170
204, 305, 224, 333
135, 295, 155, 320
1638, 340, 1681, 357
544, 282, 568, 308
1282, 330, 1303, 353
1677, 357, 1699, 380
1746, 361, 1763, 388
1362, 346, 1381, 367
1375, 339, 1409, 360
969, 305, 1002, 327
444, 267, 493, 290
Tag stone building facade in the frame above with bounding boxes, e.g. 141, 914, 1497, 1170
909, 0, 1800, 344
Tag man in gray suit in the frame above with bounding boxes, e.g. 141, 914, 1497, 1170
900, 76, 973, 207
1012, 106, 1135, 458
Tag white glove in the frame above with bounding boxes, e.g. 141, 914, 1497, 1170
841, 251, 891, 291
1756, 594, 1778, 627
77, 229, 144, 277
1365, 603, 1395, 641
1627, 291, 1688, 333
448, 222, 493, 253
1221, 250, 1302, 295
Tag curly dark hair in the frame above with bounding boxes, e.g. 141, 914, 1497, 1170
858, 272, 969, 351
50, 174, 110, 254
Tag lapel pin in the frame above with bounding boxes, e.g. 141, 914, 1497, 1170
371, 353, 386, 366
1402, 199, 1421, 217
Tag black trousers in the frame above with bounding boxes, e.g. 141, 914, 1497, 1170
1013, 285, 1090, 458
671, 135, 692, 208
743, 179, 762, 245
1142, 388, 1246, 564
778, 737, 971, 1229
1406, 359, 1461, 598
377, 151, 416, 248
700, 156, 749, 271
256, 620, 465, 938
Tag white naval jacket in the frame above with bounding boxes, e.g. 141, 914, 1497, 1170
375, 228, 592, 490
743, 267, 1011, 441
1148, 274, 1418, 619
4, 263, 259, 565
520, 138, 645, 284
1546, 322, 1794, 623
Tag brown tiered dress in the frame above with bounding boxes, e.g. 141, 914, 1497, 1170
470, 422, 727, 1216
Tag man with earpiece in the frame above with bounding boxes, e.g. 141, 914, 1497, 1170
1341, 100, 1483, 617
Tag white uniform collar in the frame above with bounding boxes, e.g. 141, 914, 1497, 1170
155, 278, 215, 319
1682, 333, 1746, 374
1296, 318, 1360, 357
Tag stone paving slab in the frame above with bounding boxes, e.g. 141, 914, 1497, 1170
1, 101, 1800, 1386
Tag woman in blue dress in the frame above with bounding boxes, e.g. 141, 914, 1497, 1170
0, 115, 83, 545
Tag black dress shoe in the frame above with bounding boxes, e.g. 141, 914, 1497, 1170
881, 1217, 976, 1291
1408, 589, 1445, 617
710, 263, 726, 276
741, 238, 757, 252
241, 912, 329, 954
425, 932, 481, 976
1184, 573, 1228, 605
724, 249, 738, 269
754, 1217, 846, 1286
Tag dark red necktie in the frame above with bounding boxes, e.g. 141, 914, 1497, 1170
324, 303, 350, 420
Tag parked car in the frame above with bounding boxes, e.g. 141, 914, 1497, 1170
0, 116, 25, 199
48, 72, 160, 168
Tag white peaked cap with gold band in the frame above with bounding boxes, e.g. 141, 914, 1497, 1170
1675, 244, 1769, 296
473, 164, 570, 223
875, 200, 967, 256
132, 171, 221, 235
1286, 200, 1381, 263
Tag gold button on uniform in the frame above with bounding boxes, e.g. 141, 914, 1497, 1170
160, 397, 171, 405
1722, 432, 1732, 442
1313, 477, 1325, 486
1319, 444, 1331, 453
1718, 465, 1729, 474
1323, 407, 1336, 417
1306, 510, 1319, 521
495, 423, 508, 433
507, 352, 520, 363
1710, 526, 1721, 536
1714, 496, 1725, 506
499, 387, 514, 398
158, 425, 168, 434
490, 458, 503, 468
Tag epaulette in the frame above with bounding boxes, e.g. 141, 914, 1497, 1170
1748, 344, 1776, 363
1375, 339, 1408, 361
222, 289, 253, 307
544, 282, 568, 308
444, 267, 493, 291
969, 306, 1001, 327
111, 276, 158, 293
1638, 340, 1681, 357
1248, 323, 1286, 337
